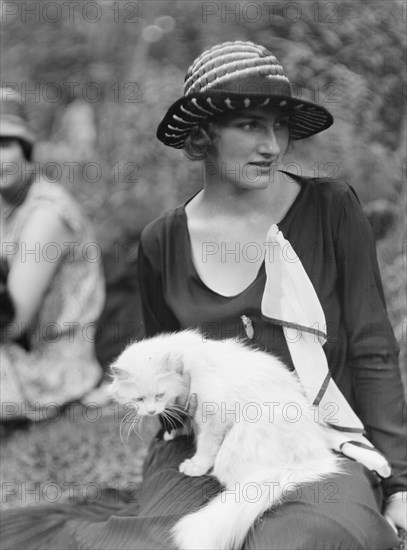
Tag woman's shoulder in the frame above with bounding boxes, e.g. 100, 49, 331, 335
140, 203, 185, 252
24, 178, 87, 235
284, 171, 359, 211
284, 171, 351, 196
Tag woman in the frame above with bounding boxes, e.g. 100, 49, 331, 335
0, 88, 105, 423
2, 42, 405, 549
138, 41, 406, 548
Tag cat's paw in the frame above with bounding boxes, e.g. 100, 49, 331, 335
179, 458, 210, 477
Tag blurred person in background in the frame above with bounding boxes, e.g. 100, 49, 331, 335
0, 87, 105, 426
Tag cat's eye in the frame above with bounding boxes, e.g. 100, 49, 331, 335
135, 397, 144, 402
155, 393, 165, 399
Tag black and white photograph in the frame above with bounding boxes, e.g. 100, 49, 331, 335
1, 1, 406, 548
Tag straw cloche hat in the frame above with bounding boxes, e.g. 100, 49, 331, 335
157, 41, 333, 149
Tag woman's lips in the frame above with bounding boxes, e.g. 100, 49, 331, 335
247, 161, 276, 172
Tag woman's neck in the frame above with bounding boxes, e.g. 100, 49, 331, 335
189, 169, 301, 224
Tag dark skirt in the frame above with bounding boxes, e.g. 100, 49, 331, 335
1, 433, 401, 550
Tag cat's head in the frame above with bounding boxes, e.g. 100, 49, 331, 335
108, 338, 188, 417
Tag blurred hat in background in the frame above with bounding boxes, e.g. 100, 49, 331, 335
0, 87, 36, 145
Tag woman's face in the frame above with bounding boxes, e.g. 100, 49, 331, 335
0, 138, 26, 194
206, 106, 290, 190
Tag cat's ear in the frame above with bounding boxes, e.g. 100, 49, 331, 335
109, 363, 131, 381
161, 353, 183, 375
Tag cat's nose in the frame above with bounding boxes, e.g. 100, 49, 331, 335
147, 408, 157, 414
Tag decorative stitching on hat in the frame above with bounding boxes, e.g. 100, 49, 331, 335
180, 105, 206, 119
191, 98, 214, 116
200, 68, 288, 94
165, 133, 187, 138
206, 98, 224, 112
186, 59, 287, 95
173, 114, 196, 125
185, 52, 261, 92
167, 126, 188, 134
189, 42, 265, 74
186, 54, 282, 93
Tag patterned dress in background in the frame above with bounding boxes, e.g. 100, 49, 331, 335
0, 178, 105, 419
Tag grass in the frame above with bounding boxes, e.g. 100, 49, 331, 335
0, 402, 158, 510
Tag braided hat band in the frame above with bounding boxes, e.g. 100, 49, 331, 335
157, 41, 333, 149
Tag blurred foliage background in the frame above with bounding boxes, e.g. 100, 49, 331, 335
1, 0, 406, 375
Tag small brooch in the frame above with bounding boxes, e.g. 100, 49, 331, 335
241, 315, 254, 340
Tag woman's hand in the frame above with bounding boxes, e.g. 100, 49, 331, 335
163, 373, 197, 440
176, 373, 198, 415
384, 492, 407, 533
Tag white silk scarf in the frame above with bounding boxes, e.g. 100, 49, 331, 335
261, 224, 391, 477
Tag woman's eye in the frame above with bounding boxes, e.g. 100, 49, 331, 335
240, 121, 258, 131
275, 118, 289, 130
135, 397, 144, 402
0, 138, 14, 148
155, 393, 164, 399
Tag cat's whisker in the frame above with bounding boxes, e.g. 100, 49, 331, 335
165, 408, 183, 421
161, 411, 176, 431
137, 416, 146, 443
165, 410, 189, 433
127, 411, 141, 441
170, 404, 193, 418
163, 411, 183, 433
166, 409, 188, 425
165, 408, 184, 424
130, 416, 144, 442
119, 408, 140, 446
119, 420, 128, 447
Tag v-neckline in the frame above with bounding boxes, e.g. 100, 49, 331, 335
179, 172, 307, 299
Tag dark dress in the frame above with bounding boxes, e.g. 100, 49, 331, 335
1, 174, 405, 549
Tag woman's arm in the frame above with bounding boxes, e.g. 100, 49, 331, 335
138, 238, 181, 337
5, 208, 74, 340
336, 186, 406, 498
138, 236, 186, 435
0, 257, 15, 332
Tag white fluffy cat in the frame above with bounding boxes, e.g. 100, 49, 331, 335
109, 330, 342, 550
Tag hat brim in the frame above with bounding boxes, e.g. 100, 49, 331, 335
157, 91, 333, 148
0, 117, 36, 144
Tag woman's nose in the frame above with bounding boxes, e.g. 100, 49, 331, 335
257, 128, 280, 157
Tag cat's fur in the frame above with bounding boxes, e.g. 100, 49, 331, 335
109, 330, 342, 550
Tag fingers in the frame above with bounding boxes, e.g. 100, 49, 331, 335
188, 392, 198, 416
384, 496, 407, 531
175, 373, 191, 408
384, 514, 398, 534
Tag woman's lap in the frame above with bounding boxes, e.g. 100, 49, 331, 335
1, 433, 401, 549
140, 435, 399, 550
